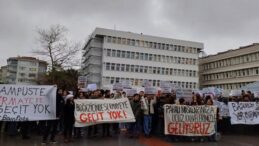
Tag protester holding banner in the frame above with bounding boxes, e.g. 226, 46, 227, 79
102, 90, 111, 137
42, 88, 64, 144
63, 94, 75, 143
129, 94, 142, 138
74, 92, 86, 138
143, 95, 156, 137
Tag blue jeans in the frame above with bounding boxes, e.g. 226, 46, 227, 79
143, 115, 152, 135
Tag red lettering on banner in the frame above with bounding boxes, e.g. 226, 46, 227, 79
108, 111, 126, 120
167, 122, 212, 135
79, 112, 104, 123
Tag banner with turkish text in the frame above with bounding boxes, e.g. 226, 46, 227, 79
0, 84, 57, 121
164, 104, 217, 136
74, 98, 135, 127
228, 102, 259, 125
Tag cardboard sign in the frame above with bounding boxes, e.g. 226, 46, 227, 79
113, 83, 123, 90
121, 80, 132, 89
0, 84, 57, 121
144, 87, 157, 95
74, 98, 135, 127
87, 84, 97, 91
164, 104, 217, 136
228, 102, 259, 125
124, 89, 137, 97
229, 90, 241, 97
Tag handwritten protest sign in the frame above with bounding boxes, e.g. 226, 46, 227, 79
74, 98, 135, 127
113, 83, 123, 90
176, 89, 193, 102
0, 84, 57, 121
164, 104, 217, 136
124, 89, 137, 97
228, 102, 259, 125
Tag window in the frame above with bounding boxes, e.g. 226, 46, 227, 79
29, 68, 37, 71
106, 63, 110, 70
144, 66, 148, 73
130, 39, 135, 46
122, 38, 126, 44
127, 39, 130, 45
126, 65, 130, 72
135, 52, 140, 59
130, 65, 134, 72
126, 51, 130, 58
157, 67, 161, 74
117, 38, 121, 44
139, 66, 143, 73
28, 73, 36, 78
116, 64, 120, 71
144, 53, 148, 60
161, 68, 165, 75
131, 52, 135, 59
107, 49, 111, 56
153, 67, 157, 74
107, 36, 111, 43
19, 66, 26, 70
140, 53, 144, 60
112, 37, 116, 43
149, 42, 153, 48
20, 73, 25, 77
121, 51, 126, 58
112, 50, 116, 57
135, 65, 139, 72
136, 40, 140, 46
121, 64, 125, 71
117, 50, 121, 57
111, 63, 115, 70
149, 54, 153, 61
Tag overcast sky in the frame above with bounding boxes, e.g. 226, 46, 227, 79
1, 0, 259, 66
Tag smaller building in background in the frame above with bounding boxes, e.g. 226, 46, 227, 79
0, 65, 8, 84
6, 56, 47, 85
199, 43, 259, 90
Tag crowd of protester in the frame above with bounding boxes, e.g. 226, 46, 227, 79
0, 87, 258, 144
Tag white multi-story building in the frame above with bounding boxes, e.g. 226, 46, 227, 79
82, 28, 203, 89
0, 65, 8, 84
6, 56, 47, 85
199, 43, 259, 90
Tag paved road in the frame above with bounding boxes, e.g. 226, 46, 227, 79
1, 134, 259, 146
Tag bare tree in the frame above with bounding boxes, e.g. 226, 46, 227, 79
33, 24, 80, 71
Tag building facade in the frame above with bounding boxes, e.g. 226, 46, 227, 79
6, 56, 47, 85
82, 28, 203, 89
0, 66, 8, 84
199, 43, 259, 90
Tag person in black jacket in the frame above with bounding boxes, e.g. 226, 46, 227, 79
63, 94, 75, 143
42, 88, 64, 145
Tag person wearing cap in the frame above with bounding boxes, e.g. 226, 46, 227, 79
63, 94, 75, 143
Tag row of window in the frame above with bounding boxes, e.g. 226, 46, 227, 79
102, 76, 197, 89
106, 36, 201, 54
202, 52, 259, 70
105, 62, 197, 77
104, 49, 197, 65
19, 73, 37, 78
203, 67, 259, 81
204, 82, 252, 90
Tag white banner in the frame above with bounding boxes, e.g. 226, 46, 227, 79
0, 84, 57, 121
164, 104, 217, 136
228, 102, 259, 125
74, 98, 135, 127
